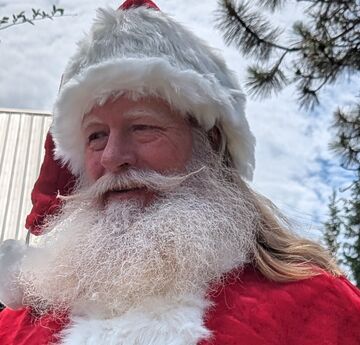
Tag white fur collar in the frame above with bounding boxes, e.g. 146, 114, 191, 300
59, 294, 211, 345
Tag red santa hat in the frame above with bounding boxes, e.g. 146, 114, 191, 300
26, 0, 255, 234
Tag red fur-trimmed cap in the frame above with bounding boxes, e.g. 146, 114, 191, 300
52, 0, 254, 179
119, 0, 159, 10
26, 0, 256, 235
26, 0, 162, 235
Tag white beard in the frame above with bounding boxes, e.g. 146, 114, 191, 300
18, 138, 259, 321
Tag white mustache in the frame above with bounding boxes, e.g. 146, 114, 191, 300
60, 167, 206, 202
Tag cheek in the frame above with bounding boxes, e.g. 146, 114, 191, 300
138, 132, 193, 172
84, 149, 104, 182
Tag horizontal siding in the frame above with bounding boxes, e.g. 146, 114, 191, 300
0, 110, 51, 243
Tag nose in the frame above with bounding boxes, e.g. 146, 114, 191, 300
100, 131, 136, 173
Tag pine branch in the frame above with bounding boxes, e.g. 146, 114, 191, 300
342, 180, 360, 286
323, 190, 343, 263
295, 80, 320, 110
245, 53, 288, 97
215, 0, 360, 104
330, 105, 360, 170
215, 0, 292, 61
257, 0, 287, 12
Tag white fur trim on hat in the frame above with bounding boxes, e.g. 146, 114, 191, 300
52, 6, 255, 180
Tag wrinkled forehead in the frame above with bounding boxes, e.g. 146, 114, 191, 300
82, 95, 186, 128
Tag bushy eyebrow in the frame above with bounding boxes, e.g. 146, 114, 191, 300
81, 106, 173, 130
122, 107, 169, 120
82, 116, 105, 130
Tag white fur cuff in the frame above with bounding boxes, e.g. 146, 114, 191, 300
0, 239, 27, 310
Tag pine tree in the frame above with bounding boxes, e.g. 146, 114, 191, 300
324, 190, 342, 263
215, 0, 360, 284
215, 0, 360, 109
331, 107, 360, 285
343, 178, 360, 285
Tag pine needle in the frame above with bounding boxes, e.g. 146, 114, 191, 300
215, 0, 284, 61
245, 63, 288, 98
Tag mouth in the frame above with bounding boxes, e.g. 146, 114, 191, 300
103, 186, 152, 204
111, 187, 143, 193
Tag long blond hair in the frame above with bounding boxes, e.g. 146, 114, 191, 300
204, 121, 343, 282
239, 178, 342, 281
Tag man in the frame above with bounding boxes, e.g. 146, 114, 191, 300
0, 0, 359, 344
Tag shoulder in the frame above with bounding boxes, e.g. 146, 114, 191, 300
224, 266, 360, 312
0, 307, 67, 345
202, 266, 360, 345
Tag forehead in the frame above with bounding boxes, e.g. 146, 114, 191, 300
82, 96, 182, 128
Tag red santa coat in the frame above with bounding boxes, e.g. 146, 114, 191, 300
0, 267, 359, 345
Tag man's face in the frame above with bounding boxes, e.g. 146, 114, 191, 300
82, 96, 193, 205
21, 103, 257, 316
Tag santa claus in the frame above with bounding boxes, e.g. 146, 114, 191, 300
0, 0, 359, 344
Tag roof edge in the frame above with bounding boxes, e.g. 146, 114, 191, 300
0, 107, 51, 116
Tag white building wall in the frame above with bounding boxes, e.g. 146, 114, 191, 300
0, 109, 51, 243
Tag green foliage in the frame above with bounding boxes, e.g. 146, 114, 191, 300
246, 56, 288, 98
331, 106, 360, 170
323, 191, 343, 264
0, 5, 65, 31
343, 177, 360, 285
216, 0, 284, 61
216, 0, 360, 285
259, 0, 287, 11
215, 0, 360, 109
330, 104, 360, 286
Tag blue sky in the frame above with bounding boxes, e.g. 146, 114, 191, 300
0, 0, 356, 240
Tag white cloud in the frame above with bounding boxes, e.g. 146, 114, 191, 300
0, 0, 356, 241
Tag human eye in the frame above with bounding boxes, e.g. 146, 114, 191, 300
131, 123, 163, 142
87, 131, 108, 150
132, 124, 158, 131
88, 131, 107, 142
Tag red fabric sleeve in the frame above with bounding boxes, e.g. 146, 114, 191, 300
201, 268, 360, 345
25, 133, 75, 235
1, 269, 358, 344
0, 308, 67, 345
